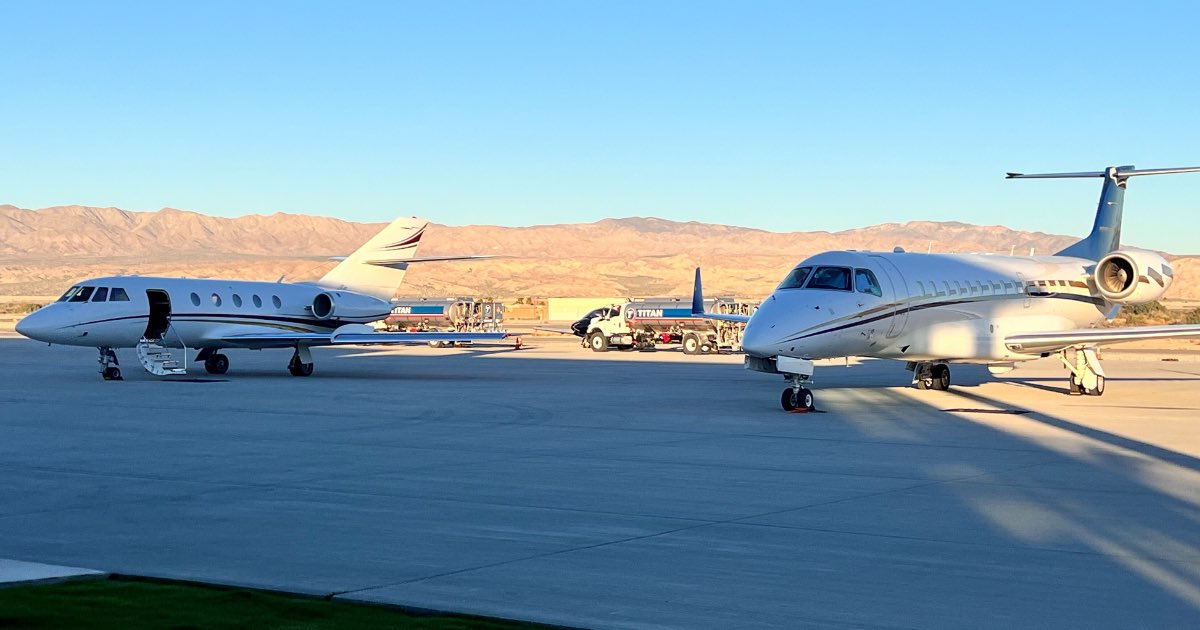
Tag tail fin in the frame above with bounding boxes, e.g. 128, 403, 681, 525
318, 216, 429, 300
1006, 165, 1200, 261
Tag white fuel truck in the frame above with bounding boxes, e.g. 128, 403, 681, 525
384, 297, 505, 346
571, 297, 754, 354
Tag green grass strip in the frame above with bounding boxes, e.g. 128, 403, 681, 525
0, 575, 552, 629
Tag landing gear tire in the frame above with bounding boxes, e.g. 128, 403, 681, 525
1084, 375, 1105, 397
588, 332, 609, 353
287, 354, 314, 377
1068, 377, 1083, 395
781, 387, 815, 412
205, 353, 229, 375
682, 333, 699, 355
102, 367, 122, 381
931, 364, 951, 391
916, 378, 931, 390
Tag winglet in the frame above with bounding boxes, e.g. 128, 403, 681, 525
691, 268, 705, 316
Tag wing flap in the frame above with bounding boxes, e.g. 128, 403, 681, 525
213, 324, 507, 347
1005, 324, 1200, 354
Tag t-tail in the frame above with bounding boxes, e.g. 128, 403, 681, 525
317, 216, 430, 300
1007, 165, 1200, 261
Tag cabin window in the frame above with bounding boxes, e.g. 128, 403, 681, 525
190, 292, 201, 307
272, 295, 282, 309
110, 288, 130, 301
57, 286, 81, 302
944, 281, 954, 296
252, 295, 262, 308
854, 269, 883, 297
932, 280, 944, 297
916, 281, 926, 295
91, 287, 109, 302
69, 287, 95, 302
777, 266, 813, 290
211, 293, 222, 307
805, 267, 852, 291
1004, 281, 1015, 291
232, 294, 243, 308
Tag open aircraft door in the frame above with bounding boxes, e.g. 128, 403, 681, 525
868, 255, 909, 339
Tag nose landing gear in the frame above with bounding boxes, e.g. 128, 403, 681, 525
98, 347, 122, 381
781, 376, 816, 412
775, 357, 817, 412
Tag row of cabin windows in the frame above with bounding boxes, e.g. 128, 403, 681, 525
777, 266, 883, 297
190, 292, 283, 310
913, 279, 1082, 298
914, 279, 1019, 298
58, 286, 130, 303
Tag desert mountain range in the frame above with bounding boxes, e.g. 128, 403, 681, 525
2, 204, 1197, 301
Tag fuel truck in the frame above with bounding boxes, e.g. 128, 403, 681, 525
570, 297, 754, 354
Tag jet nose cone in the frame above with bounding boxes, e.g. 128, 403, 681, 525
15, 309, 52, 342
741, 320, 774, 358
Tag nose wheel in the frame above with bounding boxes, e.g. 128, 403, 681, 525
97, 347, 122, 381
781, 386, 815, 412
780, 372, 816, 412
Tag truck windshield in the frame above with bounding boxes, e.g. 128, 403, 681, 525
777, 266, 813, 290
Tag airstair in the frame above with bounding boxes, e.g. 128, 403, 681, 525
136, 338, 187, 376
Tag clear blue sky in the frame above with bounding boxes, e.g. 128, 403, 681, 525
2, 1, 1198, 252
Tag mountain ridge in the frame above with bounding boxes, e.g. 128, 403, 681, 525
1, 204, 1195, 300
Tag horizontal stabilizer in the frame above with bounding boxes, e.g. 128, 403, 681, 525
366, 254, 496, 269
1006, 166, 1200, 179
1005, 325, 1200, 354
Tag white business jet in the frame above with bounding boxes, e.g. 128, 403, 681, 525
16, 216, 504, 379
692, 165, 1200, 411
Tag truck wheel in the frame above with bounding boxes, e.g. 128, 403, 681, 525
682, 333, 699, 355
588, 331, 609, 352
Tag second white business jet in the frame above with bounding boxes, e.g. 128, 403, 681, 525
16, 216, 504, 379
693, 165, 1200, 411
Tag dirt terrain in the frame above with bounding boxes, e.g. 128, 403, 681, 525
2, 204, 1196, 300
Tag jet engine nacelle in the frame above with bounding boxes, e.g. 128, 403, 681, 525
311, 291, 392, 322
1093, 249, 1173, 305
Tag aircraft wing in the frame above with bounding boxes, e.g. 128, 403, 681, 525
211, 324, 508, 347
1004, 325, 1200, 354
690, 268, 752, 323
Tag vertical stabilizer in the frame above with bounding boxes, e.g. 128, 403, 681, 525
1006, 165, 1200, 261
1056, 165, 1129, 260
318, 216, 428, 300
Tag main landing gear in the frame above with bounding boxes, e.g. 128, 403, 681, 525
98, 346, 122, 381
910, 362, 951, 391
288, 346, 314, 377
1062, 347, 1105, 396
196, 348, 230, 375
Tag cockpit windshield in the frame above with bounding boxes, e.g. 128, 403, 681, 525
805, 267, 852, 291
68, 286, 96, 302
57, 286, 81, 302
777, 266, 813, 290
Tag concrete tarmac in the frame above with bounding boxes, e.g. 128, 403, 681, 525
1, 336, 1199, 628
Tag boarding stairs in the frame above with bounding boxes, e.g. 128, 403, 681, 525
136, 326, 188, 377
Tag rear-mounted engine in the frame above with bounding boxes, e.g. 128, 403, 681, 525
1093, 249, 1173, 305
